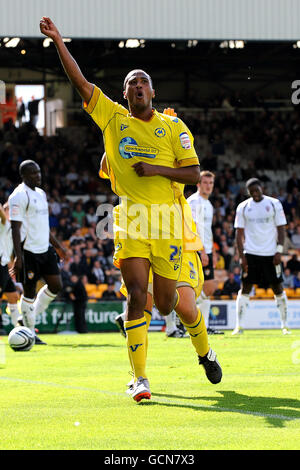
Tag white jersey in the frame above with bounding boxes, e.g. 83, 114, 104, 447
187, 191, 213, 254
0, 219, 13, 266
8, 183, 50, 254
234, 195, 287, 256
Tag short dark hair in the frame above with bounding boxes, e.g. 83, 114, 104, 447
245, 178, 261, 190
123, 69, 153, 89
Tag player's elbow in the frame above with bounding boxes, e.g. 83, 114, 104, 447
189, 165, 200, 184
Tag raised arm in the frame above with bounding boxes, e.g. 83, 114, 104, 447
40, 17, 93, 103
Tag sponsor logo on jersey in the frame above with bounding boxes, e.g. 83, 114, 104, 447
154, 127, 166, 138
27, 271, 35, 280
120, 124, 129, 131
179, 132, 191, 149
119, 137, 158, 159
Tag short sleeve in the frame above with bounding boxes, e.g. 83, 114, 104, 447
83, 85, 126, 132
234, 203, 245, 229
172, 119, 199, 167
274, 200, 287, 226
8, 192, 26, 222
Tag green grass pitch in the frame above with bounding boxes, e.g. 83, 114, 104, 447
0, 329, 299, 450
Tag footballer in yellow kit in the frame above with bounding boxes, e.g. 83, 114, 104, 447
85, 85, 199, 280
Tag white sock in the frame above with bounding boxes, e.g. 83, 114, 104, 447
165, 310, 177, 335
7, 303, 20, 326
20, 295, 36, 332
34, 285, 57, 317
275, 292, 288, 329
235, 290, 250, 329
120, 311, 126, 321
197, 291, 210, 327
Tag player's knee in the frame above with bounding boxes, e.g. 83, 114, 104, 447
127, 285, 148, 312
48, 279, 63, 295
155, 295, 175, 316
6, 291, 19, 304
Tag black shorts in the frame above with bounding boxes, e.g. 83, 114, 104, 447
198, 252, 214, 281
0, 264, 16, 294
19, 245, 60, 286
242, 253, 283, 287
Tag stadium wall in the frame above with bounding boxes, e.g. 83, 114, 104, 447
1, 301, 300, 333
1, 0, 300, 40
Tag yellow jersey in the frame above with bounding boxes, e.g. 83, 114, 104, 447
84, 86, 199, 205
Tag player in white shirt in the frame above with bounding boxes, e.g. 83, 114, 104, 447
0, 202, 20, 331
187, 170, 224, 335
233, 178, 289, 335
9, 160, 68, 343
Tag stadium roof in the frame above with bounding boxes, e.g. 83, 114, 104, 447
1, 0, 300, 41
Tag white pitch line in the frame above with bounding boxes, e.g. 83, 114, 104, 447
0, 376, 299, 422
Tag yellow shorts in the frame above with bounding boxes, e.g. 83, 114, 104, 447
120, 250, 203, 299
177, 250, 204, 299
113, 202, 183, 281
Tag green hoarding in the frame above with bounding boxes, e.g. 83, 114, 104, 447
0, 301, 125, 334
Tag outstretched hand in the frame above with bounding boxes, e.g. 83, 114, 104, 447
40, 17, 60, 41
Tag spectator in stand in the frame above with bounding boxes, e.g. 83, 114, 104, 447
72, 202, 86, 227
70, 274, 88, 333
56, 217, 72, 241
69, 228, 85, 246
232, 266, 241, 286
229, 252, 241, 273
49, 207, 59, 229
221, 272, 240, 298
291, 225, 300, 249
85, 206, 99, 227
286, 172, 300, 194
221, 244, 232, 271
70, 253, 88, 277
101, 280, 118, 301
215, 251, 225, 270
282, 268, 295, 288
90, 260, 106, 285
282, 193, 297, 220
286, 254, 300, 275
293, 271, 300, 289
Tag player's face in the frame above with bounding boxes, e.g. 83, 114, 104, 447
248, 184, 263, 202
23, 165, 42, 188
198, 176, 214, 197
123, 71, 155, 112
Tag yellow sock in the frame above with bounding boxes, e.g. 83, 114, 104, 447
144, 309, 152, 359
125, 316, 147, 379
182, 308, 209, 357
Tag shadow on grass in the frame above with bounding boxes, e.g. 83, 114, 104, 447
149, 390, 300, 428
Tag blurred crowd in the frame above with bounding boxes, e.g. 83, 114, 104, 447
1, 100, 300, 300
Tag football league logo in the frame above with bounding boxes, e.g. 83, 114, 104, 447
179, 132, 191, 149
